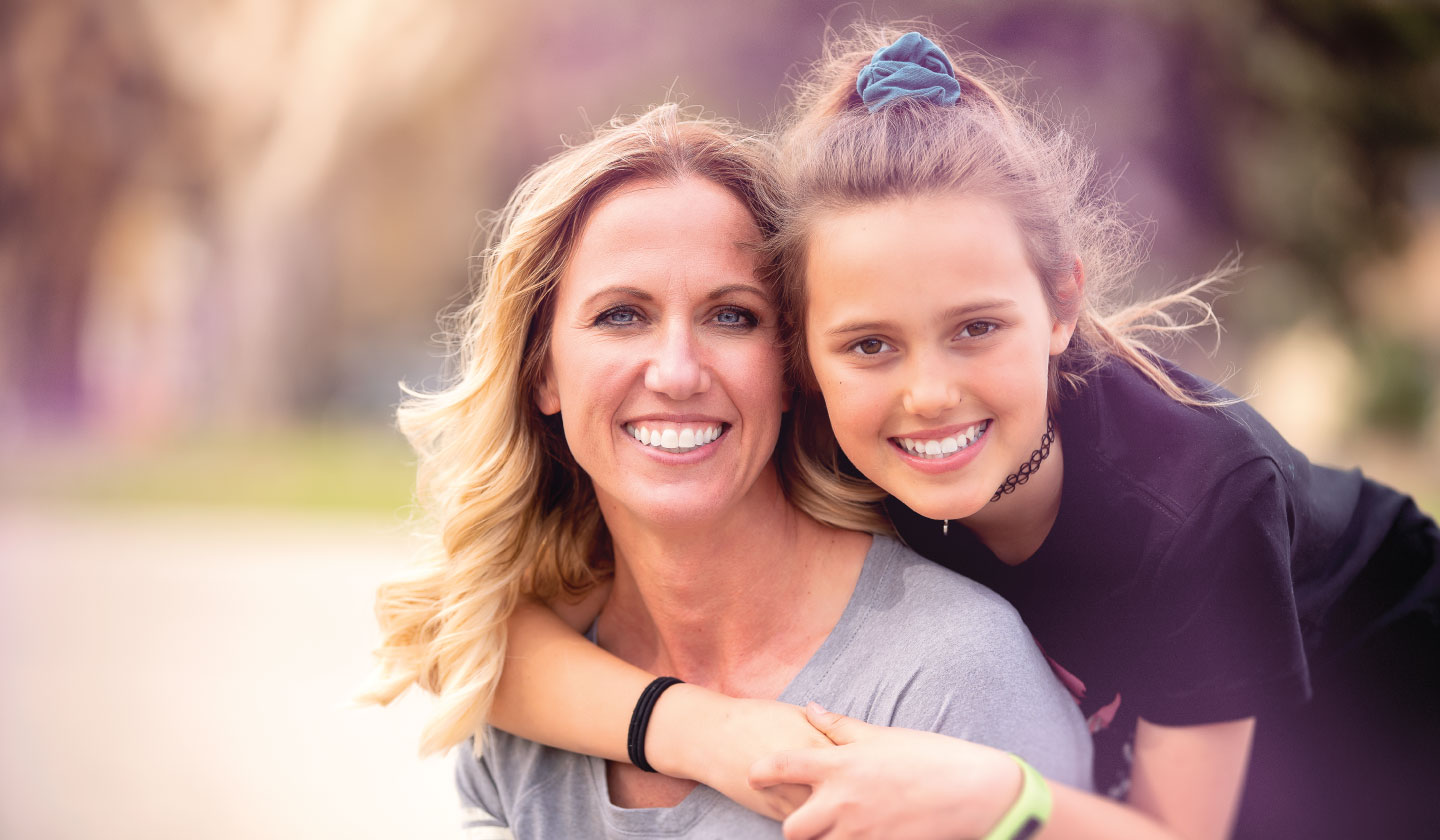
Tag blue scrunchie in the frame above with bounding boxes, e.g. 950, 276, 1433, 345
856, 31, 961, 112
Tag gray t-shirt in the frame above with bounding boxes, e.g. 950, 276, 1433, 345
457, 534, 1092, 839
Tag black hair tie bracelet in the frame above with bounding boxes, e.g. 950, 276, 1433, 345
627, 676, 685, 773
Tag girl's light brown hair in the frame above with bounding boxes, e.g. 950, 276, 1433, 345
359, 103, 887, 757
772, 22, 1229, 415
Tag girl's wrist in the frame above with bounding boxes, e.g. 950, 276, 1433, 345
969, 745, 1026, 838
979, 755, 1051, 840
639, 681, 715, 780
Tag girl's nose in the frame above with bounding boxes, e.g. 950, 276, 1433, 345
902, 354, 960, 418
644, 326, 711, 399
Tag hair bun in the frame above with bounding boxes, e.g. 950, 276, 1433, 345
856, 31, 961, 112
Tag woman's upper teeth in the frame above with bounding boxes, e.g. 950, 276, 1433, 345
898, 421, 989, 457
626, 423, 723, 452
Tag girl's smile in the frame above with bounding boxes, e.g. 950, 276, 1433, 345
803, 193, 1076, 521
891, 419, 992, 471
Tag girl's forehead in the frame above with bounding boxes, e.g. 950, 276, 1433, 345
805, 195, 1032, 286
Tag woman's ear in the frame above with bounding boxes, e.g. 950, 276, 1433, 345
535, 359, 561, 415
1049, 257, 1085, 356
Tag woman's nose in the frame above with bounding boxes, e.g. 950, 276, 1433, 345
644, 325, 711, 399
902, 353, 960, 418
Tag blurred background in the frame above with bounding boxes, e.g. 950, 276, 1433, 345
1, 0, 1437, 837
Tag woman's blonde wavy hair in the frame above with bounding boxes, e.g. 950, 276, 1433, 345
771, 22, 1232, 428
360, 103, 888, 757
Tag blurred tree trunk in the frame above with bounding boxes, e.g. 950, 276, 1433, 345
0, 0, 176, 434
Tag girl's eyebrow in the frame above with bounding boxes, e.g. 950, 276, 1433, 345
826, 318, 893, 336
825, 299, 1017, 336
941, 299, 1017, 320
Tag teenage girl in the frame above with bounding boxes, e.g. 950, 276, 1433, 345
463, 27, 1440, 840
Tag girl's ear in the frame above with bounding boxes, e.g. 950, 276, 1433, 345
1049, 257, 1085, 356
535, 359, 561, 415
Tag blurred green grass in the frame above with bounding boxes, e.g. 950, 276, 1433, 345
1, 427, 416, 513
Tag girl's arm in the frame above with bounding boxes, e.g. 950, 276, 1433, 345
750, 706, 1254, 840
488, 597, 825, 818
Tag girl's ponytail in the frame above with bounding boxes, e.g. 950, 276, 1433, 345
776, 23, 1232, 410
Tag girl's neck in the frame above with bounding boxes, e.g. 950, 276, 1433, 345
596, 473, 869, 698
962, 430, 1066, 566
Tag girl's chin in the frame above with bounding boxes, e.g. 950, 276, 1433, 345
893, 488, 990, 523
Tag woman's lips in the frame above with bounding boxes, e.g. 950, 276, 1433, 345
624, 422, 727, 454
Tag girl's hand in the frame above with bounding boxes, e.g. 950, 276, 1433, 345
647, 686, 831, 820
748, 703, 1020, 840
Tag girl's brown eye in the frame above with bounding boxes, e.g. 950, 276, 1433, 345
856, 338, 887, 355
963, 321, 996, 338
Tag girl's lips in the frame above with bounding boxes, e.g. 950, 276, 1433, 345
889, 420, 991, 474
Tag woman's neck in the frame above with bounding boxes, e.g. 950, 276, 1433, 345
595, 471, 869, 698
962, 429, 1066, 566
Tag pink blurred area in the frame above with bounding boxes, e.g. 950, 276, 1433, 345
2, 1, 1437, 463
1, 1, 1437, 838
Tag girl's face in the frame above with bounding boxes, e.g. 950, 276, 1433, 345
804, 193, 1076, 521
536, 176, 788, 532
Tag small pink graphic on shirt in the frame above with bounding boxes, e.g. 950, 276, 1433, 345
1088, 692, 1122, 733
1045, 653, 1088, 702
1037, 642, 1121, 734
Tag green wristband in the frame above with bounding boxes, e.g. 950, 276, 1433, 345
980, 754, 1052, 840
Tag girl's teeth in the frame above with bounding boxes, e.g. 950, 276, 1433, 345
895, 421, 990, 459
626, 423, 724, 453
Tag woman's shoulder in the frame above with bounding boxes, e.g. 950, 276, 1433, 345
863, 535, 1031, 642
846, 537, 1095, 788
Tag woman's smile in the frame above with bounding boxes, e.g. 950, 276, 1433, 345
535, 175, 788, 530
624, 420, 728, 455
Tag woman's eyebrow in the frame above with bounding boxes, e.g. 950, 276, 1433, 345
706, 282, 769, 300
579, 286, 652, 309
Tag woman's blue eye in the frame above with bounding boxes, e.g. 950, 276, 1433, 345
596, 306, 641, 327
714, 307, 757, 327
851, 338, 891, 356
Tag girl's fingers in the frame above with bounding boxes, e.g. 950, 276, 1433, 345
803, 702, 874, 746
781, 794, 838, 840
749, 747, 834, 789
758, 782, 814, 818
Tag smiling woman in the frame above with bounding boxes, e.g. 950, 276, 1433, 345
534, 176, 788, 531
361, 103, 1092, 839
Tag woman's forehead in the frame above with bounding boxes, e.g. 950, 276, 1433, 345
560, 177, 763, 297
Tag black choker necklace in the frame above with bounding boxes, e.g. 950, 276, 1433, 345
990, 416, 1055, 503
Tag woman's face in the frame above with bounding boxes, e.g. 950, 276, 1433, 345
803, 193, 1075, 521
536, 176, 787, 531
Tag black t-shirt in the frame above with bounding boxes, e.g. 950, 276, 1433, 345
890, 356, 1416, 797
